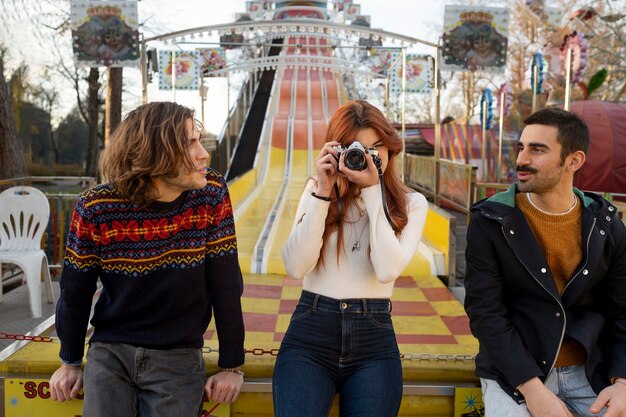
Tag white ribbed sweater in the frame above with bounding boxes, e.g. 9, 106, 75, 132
281, 182, 428, 299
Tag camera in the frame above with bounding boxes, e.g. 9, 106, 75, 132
332, 141, 379, 171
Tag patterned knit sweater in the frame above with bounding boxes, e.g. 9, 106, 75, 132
56, 169, 245, 369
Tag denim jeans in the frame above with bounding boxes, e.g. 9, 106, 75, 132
83, 342, 206, 417
481, 365, 605, 417
272, 290, 403, 417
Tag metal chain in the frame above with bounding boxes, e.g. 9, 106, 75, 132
210, 346, 476, 362
0, 332, 54, 343
202, 347, 281, 356
244, 348, 280, 356
1, 332, 476, 362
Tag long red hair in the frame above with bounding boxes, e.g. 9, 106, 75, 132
318, 100, 411, 263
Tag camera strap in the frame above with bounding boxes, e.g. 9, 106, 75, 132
373, 155, 399, 233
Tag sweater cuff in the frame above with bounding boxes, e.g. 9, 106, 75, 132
311, 192, 331, 201
217, 347, 245, 369
61, 358, 83, 367
59, 341, 86, 364
307, 193, 331, 221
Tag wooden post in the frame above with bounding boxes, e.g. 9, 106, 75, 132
531, 63, 538, 113
433, 49, 441, 205
481, 99, 487, 181
564, 48, 572, 111
498, 90, 505, 182
140, 36, 148, 104
105, 67, 123, 147
401, 48, 406, 182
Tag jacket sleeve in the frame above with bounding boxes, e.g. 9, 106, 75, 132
362, 186, 428, 283
606, 218, 626, 379
464, 212, 543, 389
281, 180, 329, 279
56, 194, 100, 364
205, 175, 245, 368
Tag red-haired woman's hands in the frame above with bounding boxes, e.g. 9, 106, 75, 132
315, 141, 340, 197
338, 152, 380, 188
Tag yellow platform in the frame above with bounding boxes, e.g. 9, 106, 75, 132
1, 273, 478, 416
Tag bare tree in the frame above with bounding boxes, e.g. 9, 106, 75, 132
24, 0, 108, 176
105, 67, 123, 146
56, 56, 103, 176
503, 0, 626, 114
565, 0, 626, 102
0, 48, 27, 179
32, 78, 60, 164
35, 1, 125, 172
9, 63, 29, 131
85, 68, 102, 175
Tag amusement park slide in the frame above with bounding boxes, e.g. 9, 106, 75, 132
231, 34, 348, 275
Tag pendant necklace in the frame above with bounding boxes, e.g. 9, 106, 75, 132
352, 220, 368, 252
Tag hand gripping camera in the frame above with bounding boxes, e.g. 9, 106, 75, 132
333, 141, 380, 171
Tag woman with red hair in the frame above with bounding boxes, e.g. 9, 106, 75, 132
273, 100, 428, 416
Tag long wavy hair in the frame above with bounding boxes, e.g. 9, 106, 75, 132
99, 102, 199, 206
319, 100, 411, 263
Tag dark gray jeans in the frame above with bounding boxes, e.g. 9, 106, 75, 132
83, 342, 206, 417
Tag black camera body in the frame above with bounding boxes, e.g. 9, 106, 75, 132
332, 141, 379, 171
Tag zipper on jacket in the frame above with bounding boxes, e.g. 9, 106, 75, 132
502, 227, 567, 381
562, 217, 596, 295
546, 217, 595, 377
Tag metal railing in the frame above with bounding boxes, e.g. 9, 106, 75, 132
0, 176, 96, 194
405, 155, 477, 214
473, 182, 510, 202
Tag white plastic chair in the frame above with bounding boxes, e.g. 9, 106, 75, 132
0, 186, 55, 318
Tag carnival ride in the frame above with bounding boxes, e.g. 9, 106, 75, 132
0, 4, 481, 417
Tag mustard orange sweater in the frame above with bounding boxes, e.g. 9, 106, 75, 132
517, 193, 586, 367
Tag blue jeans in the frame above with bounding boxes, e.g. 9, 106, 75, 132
481, 365, 605, 417
272, 290, 403, 417
83, 342, 206, 417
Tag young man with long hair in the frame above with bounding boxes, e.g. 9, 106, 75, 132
49, 102, 245, 416
273, 100, 428, 416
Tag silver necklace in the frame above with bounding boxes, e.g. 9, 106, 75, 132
526, 193, 578, 215
352, 220, 368, 252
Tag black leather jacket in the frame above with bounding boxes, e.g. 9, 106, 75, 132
464, 184, 626, 402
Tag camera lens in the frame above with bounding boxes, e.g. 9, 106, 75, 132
344, 148, 366, 171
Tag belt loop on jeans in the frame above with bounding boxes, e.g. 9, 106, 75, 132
388, 300, 392, 313
362, 299, 368, 316
312, 294, 320, 311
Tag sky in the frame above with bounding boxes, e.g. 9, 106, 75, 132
2, 0, 446, 133
141, 1, 444, 45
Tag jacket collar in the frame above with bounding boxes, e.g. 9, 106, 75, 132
472, 183, 618, 226
472, 183, 619, 303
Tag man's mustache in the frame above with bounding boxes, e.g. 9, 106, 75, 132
516, 166, 538, 174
